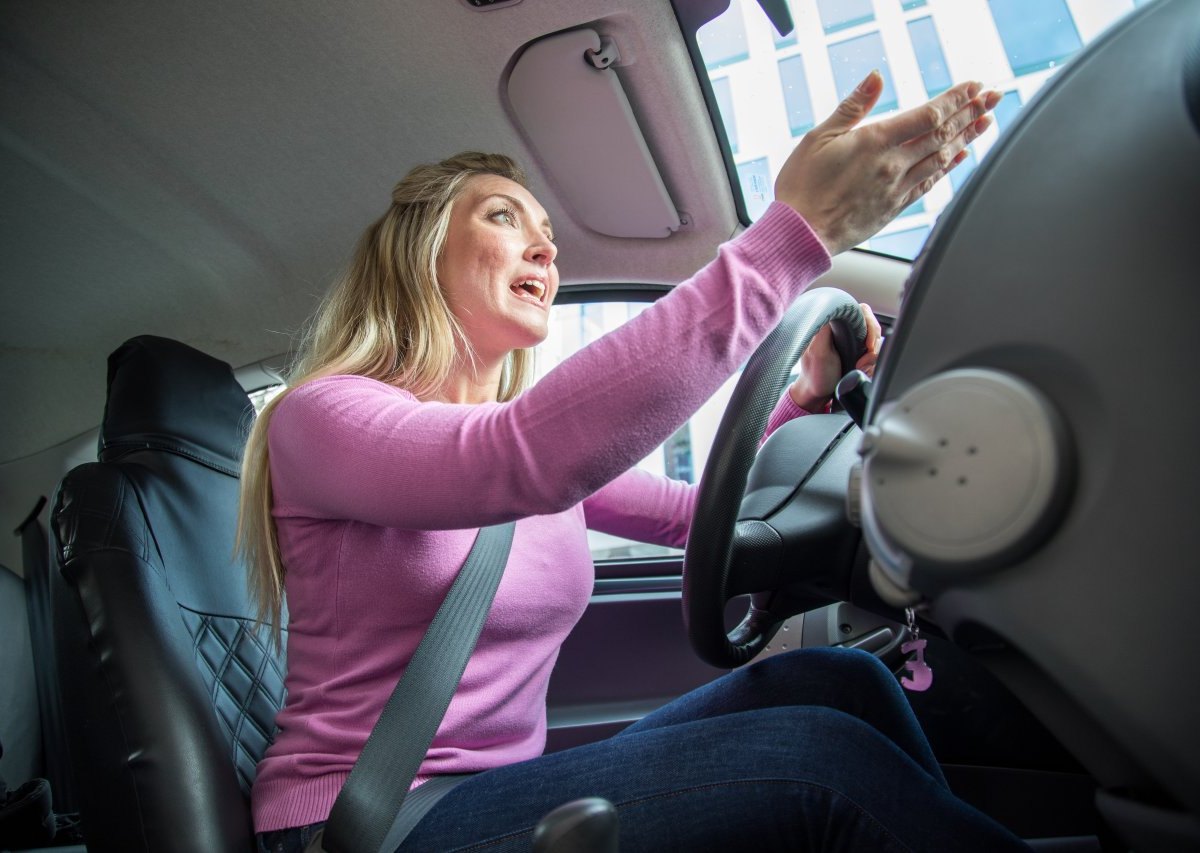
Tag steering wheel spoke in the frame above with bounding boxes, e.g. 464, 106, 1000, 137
726, 520, 784, 596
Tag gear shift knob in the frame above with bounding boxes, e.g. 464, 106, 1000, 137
533, 797, 619, 853
836, 369, 872, 428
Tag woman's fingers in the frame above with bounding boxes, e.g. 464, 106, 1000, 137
902, 113, 992, 203
904, 90, 1000, 161
861, 303, 882, 355
819, 70, 886, 135
876, 80, 982, 148
895, 89, 998, 201
774, 73, 1000, 255
855, 303, 882, 376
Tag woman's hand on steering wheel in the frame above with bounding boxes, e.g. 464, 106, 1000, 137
788, 303, 883, 411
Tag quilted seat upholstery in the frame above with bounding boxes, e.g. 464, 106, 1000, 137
50, 335, 285, 853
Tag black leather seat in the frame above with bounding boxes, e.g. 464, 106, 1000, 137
49, 335, 285, 853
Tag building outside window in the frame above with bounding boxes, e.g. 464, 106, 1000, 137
815, 0, 875, 34
712, 77, 739, 154
778, 55, 817, 136
697, 5, 750, 70
988, 0, 1083, 76
737, 157, 774, 221
993, 90, 1024, 133
693, 0, 1138, 260
828, 32, 899, 114
908, 16, 952, 96
950, 150, 979, 192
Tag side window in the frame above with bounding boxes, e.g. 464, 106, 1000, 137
536, 297, 740, 562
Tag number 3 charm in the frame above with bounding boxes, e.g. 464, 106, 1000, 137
900, 607, 933, 692
900, 636, 933, 692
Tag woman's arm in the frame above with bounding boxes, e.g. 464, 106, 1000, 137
583, 389, 818, 548
269, 205, 830, 531
270, 79, 992, 531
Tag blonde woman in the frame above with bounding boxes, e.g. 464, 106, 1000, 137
244, 74, 1024, 852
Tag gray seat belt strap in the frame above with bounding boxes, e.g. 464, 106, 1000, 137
376, 773, 474, 851
318, 521, 517, 853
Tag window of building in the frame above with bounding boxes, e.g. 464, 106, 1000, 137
816, 0, 875, 34
778, 55, 817, 136
988, 0, 1083, 76
993, 89, 1023, 133
697, 5, 750, 70
950, 149, 978, 192
690, 0, 1137, 260
908, 16, 952, 96
712, 77, 739, 154
737, 157, 774, 220
828, 32, 899, 115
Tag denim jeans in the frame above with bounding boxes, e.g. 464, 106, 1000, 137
259, 647, 1029, 852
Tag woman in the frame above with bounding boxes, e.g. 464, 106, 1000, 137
242, 72, 1022, 851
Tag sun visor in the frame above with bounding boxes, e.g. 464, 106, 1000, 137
507, 28, 682, 239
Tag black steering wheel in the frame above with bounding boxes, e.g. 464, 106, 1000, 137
682, 287, 868, 668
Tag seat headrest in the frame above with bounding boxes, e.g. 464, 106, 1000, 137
99, 335, 255, 476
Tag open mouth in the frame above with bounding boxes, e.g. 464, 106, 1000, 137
510, 279, 547, 305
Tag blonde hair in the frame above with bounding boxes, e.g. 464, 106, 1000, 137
238, 152, 534, 648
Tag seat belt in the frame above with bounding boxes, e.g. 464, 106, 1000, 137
310, 521, 517, 853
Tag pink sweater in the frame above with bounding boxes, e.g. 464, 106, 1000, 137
251, 202, 832, 831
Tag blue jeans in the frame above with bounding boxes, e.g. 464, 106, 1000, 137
259, 647, 1028, 852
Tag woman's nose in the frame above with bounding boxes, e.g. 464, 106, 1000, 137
526, 236, 557, 266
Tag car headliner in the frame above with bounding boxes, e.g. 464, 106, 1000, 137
0, 0, 742, 462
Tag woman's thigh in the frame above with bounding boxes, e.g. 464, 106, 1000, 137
622, 646, 943, 782
399, 706, 1028, 853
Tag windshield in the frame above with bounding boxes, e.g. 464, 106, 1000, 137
694, 0, 1145, 260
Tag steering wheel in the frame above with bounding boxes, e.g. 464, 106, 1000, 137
683, 287, 868, 668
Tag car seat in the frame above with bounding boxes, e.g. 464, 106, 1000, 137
49, 335, 283, 852
45, 335, 621, 853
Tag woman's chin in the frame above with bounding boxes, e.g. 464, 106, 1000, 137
509, 321, 550, 351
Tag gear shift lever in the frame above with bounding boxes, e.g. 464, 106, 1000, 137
533, 798, 619, 853
836, 369, 872, 428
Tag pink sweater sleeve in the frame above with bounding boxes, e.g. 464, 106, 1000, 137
582, 391, 821, 548
763, 391, 827, 442
583, 468, 696, 549
268, 203, 831, 530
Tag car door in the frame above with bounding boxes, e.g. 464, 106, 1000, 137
540, 284, 733, 750
541, 278, 903, 751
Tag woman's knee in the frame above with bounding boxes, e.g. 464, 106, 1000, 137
748, 645, 899, 698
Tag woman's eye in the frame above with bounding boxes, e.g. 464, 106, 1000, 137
490, 208, 517, 227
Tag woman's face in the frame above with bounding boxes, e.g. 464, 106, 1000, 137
437, 174, 559, 362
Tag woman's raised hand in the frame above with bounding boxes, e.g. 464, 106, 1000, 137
775, 71, 1001, 256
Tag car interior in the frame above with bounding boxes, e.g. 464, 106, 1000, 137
1, 0, 1197, 851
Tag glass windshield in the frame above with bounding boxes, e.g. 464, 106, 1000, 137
694, 0, 1145, 260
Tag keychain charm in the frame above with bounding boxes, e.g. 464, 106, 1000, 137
900, 606, 933, 692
